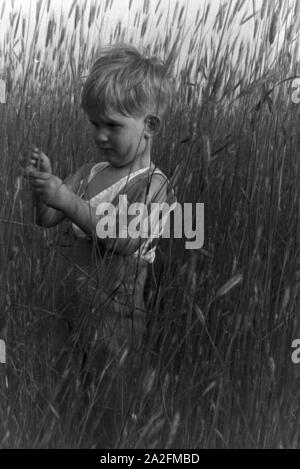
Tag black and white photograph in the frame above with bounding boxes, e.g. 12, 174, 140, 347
0, 0, 300, 451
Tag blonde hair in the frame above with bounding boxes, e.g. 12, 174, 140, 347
81, 43, 175, 120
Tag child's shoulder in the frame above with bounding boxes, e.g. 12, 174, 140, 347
126, 164, 176, 204
148, 165, 175, 191
80, 161, 104, 180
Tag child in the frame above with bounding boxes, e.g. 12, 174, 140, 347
26, 44, 177, 439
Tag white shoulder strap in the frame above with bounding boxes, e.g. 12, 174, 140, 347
88, 162, 109, 183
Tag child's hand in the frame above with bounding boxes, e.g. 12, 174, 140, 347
28, 170, 65, 208
26, 146, 52, 175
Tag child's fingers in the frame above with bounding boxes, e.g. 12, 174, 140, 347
31, 146, 45, 157
30, 155, 40, 166
24, 165, 35, 177
28, 170, 51, 179
31, 151, 42, 161
31, 146, 46, 156
30, 152, 48, 166
29, 179, 46, 188
29, 155, 38, 163
28, 177, 49, 189
31, 152, 49, 165
31, 148, 41, 158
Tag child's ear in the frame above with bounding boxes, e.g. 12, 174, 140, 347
145, 115, 160, 137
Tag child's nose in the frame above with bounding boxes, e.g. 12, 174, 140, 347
95, 127, 109, 144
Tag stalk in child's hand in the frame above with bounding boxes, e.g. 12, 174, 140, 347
30, 146, 52, 174
29, 146, 53, 222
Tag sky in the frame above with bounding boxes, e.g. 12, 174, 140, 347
0, 0, 257, 76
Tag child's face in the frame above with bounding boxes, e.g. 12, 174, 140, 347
88, 108, 149, 168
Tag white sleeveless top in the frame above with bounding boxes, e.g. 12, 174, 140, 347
72, 162, 175, 264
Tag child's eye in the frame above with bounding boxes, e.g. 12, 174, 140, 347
90, 121, 119, 129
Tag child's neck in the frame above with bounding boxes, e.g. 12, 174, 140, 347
120, 157, 154, 176
131, 151, 152, 171
131, 138, 152, 171
109, 141, 153, 173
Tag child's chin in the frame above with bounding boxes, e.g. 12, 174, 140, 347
108, 161, 123, 168
104, 154, 124, 167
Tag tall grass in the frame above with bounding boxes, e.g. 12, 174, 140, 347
0, 0, 300, 448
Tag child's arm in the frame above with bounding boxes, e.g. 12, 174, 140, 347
34, 168, 89, 227
27, 169, 168, 254
27, 147, 91, 227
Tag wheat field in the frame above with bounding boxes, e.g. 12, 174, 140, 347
0, 0, 300, 448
